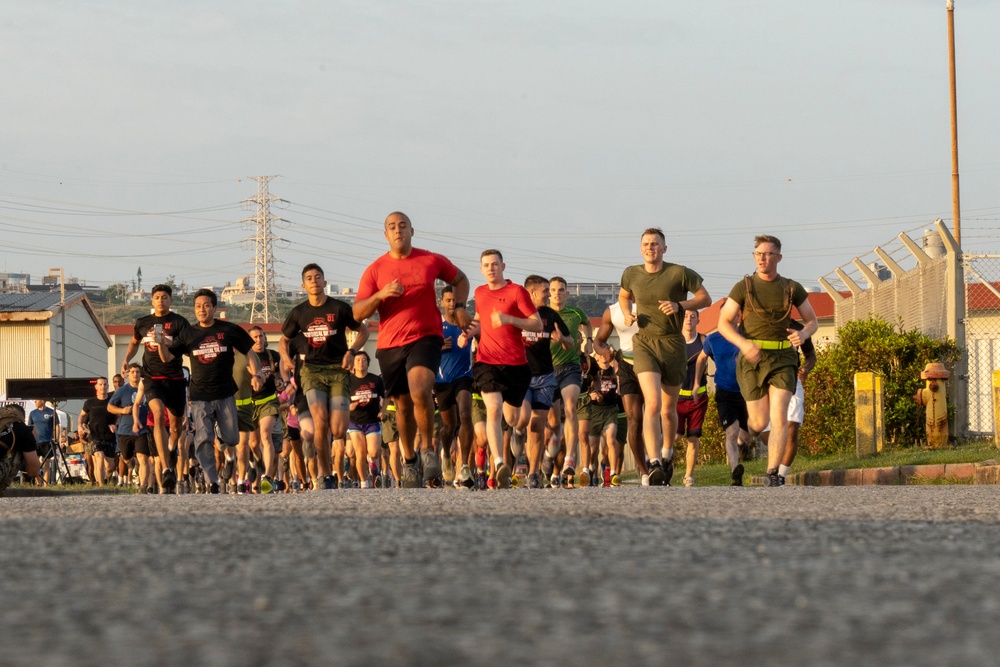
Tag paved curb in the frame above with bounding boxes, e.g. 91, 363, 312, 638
751, 459, 1000, 486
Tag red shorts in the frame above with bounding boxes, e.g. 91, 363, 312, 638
676, 395, 708, 437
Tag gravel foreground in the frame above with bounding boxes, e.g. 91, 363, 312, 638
2, 486, 1000, 666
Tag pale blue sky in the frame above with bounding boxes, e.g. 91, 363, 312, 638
2, 1, 998, 302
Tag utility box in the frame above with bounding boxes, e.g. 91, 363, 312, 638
855, 372, 884, 456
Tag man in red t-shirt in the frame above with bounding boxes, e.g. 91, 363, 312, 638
468, 249, 541, 489
353, 211, 471, 488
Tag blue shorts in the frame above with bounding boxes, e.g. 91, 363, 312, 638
525, 372, 558, 410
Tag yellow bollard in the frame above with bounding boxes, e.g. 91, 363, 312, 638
992, 371, 1000, 447
914, 362, 950, 449
855, 372, 884, 456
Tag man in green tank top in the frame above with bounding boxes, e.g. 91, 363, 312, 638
717, 235, 818, 488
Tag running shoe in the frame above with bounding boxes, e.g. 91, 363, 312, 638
476, 470, 489, 491
730, 464, 745, 487
209, 482, 220, 494
541, 455, 555, 480
765, 468, 783, 487
220, 460, 234, 482
640, 474, 649, 487
458, 464, 475, 489
161, 467, 177, 494
401, 460, 421, 488
578, 468, 591, 488
602, 466, 611, 487
683, 476, 695, 488
322, 475, 337, 490
611, 474, 621, 487
496, 463, 512, 489
664, 457, 675, 486
647, 462, 666, 486
486, 475, 497, 490
550, 473, 561, 489
421, 449, 442, 487
562, 466, 575, 488
260, 475, 275, 494
527, 472, 542, 489
441, 450, 455, 484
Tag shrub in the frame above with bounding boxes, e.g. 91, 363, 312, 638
800, 317, 961, 455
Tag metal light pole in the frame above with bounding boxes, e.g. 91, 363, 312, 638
946, 0, 961, 245
48, 268, 66, 378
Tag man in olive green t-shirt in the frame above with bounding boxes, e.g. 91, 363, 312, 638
618, 228, 711, 486
718, 235, 818, 488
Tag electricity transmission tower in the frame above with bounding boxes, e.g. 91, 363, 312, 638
242, 176, 288, 323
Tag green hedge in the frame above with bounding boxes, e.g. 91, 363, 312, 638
689, 317, 962, 463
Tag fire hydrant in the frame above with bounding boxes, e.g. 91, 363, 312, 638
914, 362, 950, 448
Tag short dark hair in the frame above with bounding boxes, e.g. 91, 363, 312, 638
550, 276, 567, 288
127, 363, 141, 372
441, 285, 454, 296
480, 249, 503, 262
524, 274, 549, 289
302, 263, 324, 279
151, 284, 172, 297
754, 235, 782, 252
356, 350, 370, 363
642, 228, 666, 243
193, 288, 218, 307
248, 325, 264, 335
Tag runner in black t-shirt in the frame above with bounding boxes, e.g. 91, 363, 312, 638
120, 284, 190, 492
347, 351, 385, 487
279, 264, 368, 489
161, 289, 261, 493
518, 275, 572, 488
248, 326, 286, 492
79, 377, 116, 486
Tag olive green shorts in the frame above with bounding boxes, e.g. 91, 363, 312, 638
737, 348, 799, 402
632, 333, 686, 387
576, 393, 593, 421
301, 363, 350, 400
471, 395, 486, 425
252, 399, 280, 428
381, 410, 398, 443
237, 404, 254, 433
588, 404, 618, 437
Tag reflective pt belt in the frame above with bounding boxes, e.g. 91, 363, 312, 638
678, 387, 708, 397
235, 398, 253, 406
252, 393, 277, 405
749, 339, 791, 350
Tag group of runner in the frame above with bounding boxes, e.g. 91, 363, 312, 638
7, 213, 819, 493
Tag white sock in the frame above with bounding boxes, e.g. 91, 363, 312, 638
778, 464, 790, 478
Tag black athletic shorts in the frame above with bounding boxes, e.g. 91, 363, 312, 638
377, 336, 444, 398
142, 375, 188, 418
434, 376, 473, 411
715, 387, 748, 433
472, 362, 531, 408
615, 355, 641, 396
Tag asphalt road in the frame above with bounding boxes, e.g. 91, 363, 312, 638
2, 486, 999, 666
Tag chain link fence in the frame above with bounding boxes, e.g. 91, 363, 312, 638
963, 254, 1000, 435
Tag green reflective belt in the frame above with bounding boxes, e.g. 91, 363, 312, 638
749, 339, 791, 350
235, 398, 253, 406
253, 393, 277, 405
679, 386, 707, 397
